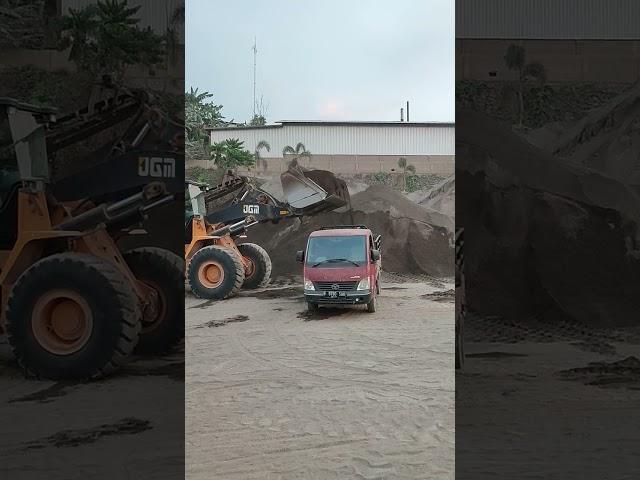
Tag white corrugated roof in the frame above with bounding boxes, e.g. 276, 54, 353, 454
209, 122, 455, 156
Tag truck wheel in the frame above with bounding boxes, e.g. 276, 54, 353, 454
123, 248, 184, 354
5, 253, 140, 380
366, 296, 377, 313
307, 302, 318, 312
237, 243, 272, 289
187, 245, 244, 299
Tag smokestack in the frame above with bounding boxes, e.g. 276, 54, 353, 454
400, 108, 404, 122
406, 101, 410, 122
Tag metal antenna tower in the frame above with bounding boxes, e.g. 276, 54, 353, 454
252, 37, 257, 117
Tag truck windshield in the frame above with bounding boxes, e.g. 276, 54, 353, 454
306, 235, 366, 267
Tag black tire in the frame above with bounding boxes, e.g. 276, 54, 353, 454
187, 245, 244, 299
366, 296, 377, 313
123, 248, 184, 355
237, 243, 272, 289
307, 302, 318, 312
6, 253, 140, 380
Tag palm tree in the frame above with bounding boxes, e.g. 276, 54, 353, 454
504, 44, 546, 127
398, 157, 416, 191
254, 140, 271, 172
282, 142, 311, 167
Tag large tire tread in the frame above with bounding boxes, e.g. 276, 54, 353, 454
237, 243, 272, 289
123, 247, 184, 355
187, 245, 244, 299
6, 253, 140, 380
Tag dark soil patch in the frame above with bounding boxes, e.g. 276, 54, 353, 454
196, 315, 249, 328
466, 352, 529, 359
570, 340, 617, 356
421, 289, 455, 302
9, 382, 77, 404
242, 286, 302, 300
124, 362, 184, 381
382, 286, 408, 291
189, 299, 216, 309
24, 418, 151, 449
558, 356, 640, 389
298, 308, 352, 321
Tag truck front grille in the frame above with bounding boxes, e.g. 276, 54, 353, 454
314, 281, 358, 291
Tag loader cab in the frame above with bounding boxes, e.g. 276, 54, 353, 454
0, 99, 56, 249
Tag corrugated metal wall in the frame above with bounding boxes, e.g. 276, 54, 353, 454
456, 0, 640, 39
61, 0, 184, 42
209, 124, 455, 156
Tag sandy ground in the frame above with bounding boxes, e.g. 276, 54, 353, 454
186, 277, 455, 480
0, 343, 184, 480
458, 317, 640, 479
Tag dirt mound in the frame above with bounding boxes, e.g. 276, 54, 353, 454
419, 175, 455, 218
349, 184, 454, 232
246, 185, 453, 278
458, 109, 640, 327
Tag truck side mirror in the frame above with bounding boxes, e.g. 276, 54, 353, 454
296, 250, 305, 263
371, 249, 380, 262
374, 234, 382, 250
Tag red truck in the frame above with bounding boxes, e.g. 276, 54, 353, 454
296, 225, 382, 313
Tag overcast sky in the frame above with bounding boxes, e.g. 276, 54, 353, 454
186, 0, 454, 123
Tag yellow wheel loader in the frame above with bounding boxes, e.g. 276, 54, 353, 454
185, 167, 351, 300
0, 98, 183, 380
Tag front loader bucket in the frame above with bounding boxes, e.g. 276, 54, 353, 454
281, 165, 349, 215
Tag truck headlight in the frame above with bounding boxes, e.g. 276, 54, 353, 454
357, 277, 370, 291
304, 279, 315, 291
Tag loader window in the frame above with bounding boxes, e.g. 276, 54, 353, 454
0, 110, 20, 208
306, 235, 367, 267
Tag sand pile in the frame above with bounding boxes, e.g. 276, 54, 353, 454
245, 185, 453, 278
525, 83, 640, 187
418, 175, 455, 218
458, 109, 640, 327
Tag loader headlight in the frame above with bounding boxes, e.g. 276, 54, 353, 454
357, 277, 370, 291
304, 279, 315, 291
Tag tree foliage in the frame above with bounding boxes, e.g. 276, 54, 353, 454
0, 0, 45, 48
254, 140, 271, 171
283, 142, 311, 166
249, 114, 266, 126
504, 44, 547, 127
59, 0, 165, 79
185, 87, 224, 160
210, 139, 255, 170
398, 156, 416, 191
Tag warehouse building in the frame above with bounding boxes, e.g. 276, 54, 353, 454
205, 120, 455, 177
456, 0, 640, 82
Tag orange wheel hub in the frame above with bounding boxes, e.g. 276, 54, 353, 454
32, 289, 93, 355
198, 261, 224, 288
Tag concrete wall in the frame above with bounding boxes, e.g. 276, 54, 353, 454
457, 39, 640, 83
187, 154, 454, 177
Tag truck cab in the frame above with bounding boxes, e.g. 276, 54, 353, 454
296, 225, 382, 313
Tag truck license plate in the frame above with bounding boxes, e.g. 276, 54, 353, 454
325, 291, 345, 298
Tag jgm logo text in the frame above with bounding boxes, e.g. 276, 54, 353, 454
138, 157, 175, 178
243, 205, 259, 214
